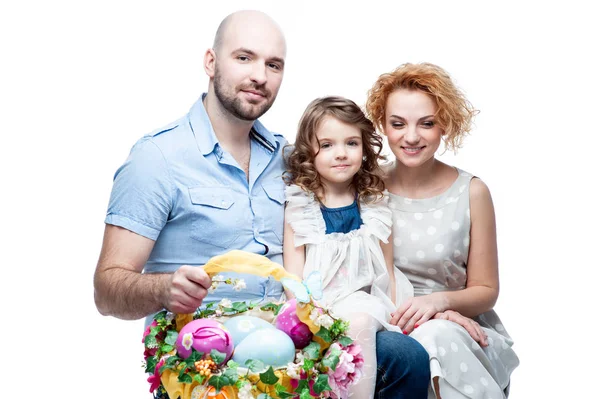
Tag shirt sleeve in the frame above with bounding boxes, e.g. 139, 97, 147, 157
104, 137, 174, 240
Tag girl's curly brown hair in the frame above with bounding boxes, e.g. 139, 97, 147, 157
284, 96, 385, 203
366, 63, 478, 152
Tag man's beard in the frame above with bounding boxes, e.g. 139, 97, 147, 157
213, 66, 275, 121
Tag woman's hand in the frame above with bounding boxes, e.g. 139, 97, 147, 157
390, 292, 449, 334
433, 310, 488, 347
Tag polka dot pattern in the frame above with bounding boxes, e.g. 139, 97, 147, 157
388, 168, 518, 396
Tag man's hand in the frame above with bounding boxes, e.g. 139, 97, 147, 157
163, 265, 212, 314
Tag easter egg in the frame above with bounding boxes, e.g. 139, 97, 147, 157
175, 319, 234, 364
275, 299, 313, 349
232, 328, 296, 368
223, 315, 275, 346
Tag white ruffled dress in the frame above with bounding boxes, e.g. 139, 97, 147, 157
284, 184, 413, 331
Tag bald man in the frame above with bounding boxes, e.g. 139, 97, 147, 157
94, 10, 287, 321
94, 10, 430, 398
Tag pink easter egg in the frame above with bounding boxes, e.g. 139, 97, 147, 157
175, 319, 234, 364
275, 298, 313, 349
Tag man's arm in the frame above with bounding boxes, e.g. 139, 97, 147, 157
93, 225, 212, 320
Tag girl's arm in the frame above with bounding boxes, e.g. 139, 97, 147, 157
381, 232, 397, 305
282, 213, 306, 299
391, 178, 500, 332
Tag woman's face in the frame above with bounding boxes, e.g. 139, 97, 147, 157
383, 89, 444, 168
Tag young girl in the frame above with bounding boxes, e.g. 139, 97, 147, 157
366, 63, 519, 398
283, 96, 414, 398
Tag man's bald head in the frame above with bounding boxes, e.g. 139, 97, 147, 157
212, 10, 286, 56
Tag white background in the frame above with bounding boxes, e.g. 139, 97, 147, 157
2, 1, 598, 397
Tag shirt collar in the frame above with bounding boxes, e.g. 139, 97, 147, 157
188, 93, 278, 156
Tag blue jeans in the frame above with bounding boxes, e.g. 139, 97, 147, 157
376, 331, 430, 399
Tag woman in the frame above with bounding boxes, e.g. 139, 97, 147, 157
366, 63, 519, 398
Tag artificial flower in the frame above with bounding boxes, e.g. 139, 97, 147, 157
325, 343, 364, 398
233, 279, 247, 291
181, 332, 194, 351
219, 298, 232, 308
147, 358, 165, 393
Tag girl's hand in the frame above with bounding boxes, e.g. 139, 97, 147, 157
390, 293, 449, 334
433, 310, 488, 347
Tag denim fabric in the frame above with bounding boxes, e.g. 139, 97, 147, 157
375, 331, 430, 399
321, 200, 363, 234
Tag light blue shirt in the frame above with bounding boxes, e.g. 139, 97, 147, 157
105, 95, 287, 321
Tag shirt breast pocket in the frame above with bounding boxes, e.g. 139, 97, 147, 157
188, 186, 240, 249
261, 182, 285, 243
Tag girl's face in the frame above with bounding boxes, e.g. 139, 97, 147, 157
383, 89, 444, 168
312, 116, 363, 189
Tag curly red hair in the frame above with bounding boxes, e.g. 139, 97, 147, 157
366, 63, 478, 152
284, 96, 385, 203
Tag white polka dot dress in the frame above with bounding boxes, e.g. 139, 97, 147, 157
388, 169, 519, 399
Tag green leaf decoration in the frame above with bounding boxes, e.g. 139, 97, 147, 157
178, 366, 192, 384
303, 341, 321, 360
260, 302, 283, 315
337, 335, 353, 347
259, 366, 279, 385
208, 374, 233, 392
144, 334, 158, 347
232, 302, 249, 312
150, 326, 162, 336
159, 355, 180, 374
275, 383, 296, 398
226, 360, 239, 369
294, 379, 309, 393
245, 359, 266, 373
299, 388, 312, 399
235, 379, 246, 389
145, 357, 157, 373
165, 330, 179, 345
193, 374, 206, 384
186, 351, 204, 364
222, 367, 238, 383
210, 349, 226, 365
154, 310, 167, 321
161, 344, 174, 353
322, 351, 340, 371
313, 373, 332, 394
316, 327, 332, 343
301, 359, 314, 372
